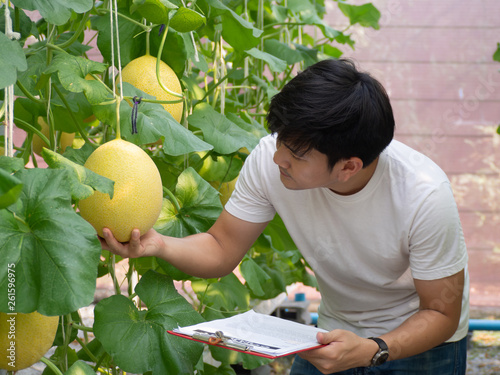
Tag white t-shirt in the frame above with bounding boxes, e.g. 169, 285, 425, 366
225, 134, 469, 342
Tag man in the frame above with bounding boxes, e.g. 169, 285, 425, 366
102, 59, 469, 374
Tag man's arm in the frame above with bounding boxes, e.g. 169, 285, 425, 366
380, 268, 465, 360
101, 209, 269, 278
298, 269, 465, 374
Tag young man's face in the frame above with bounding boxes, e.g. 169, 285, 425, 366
273, 140, 343, 191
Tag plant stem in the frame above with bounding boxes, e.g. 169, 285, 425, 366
93, 352, 107, 373
122, 95, 183, 105
145, 21, 151, 56
46, 42, 69, 54
16, 80, 45, 105
77, 308, 89, 342
190, 149, 211, 171
97, 8, 152, 31
108, 254, 122, 295
12, 117, 50, 146
197, 282, 211, 313
62, 313, 73, 372
163, 186, 181, 214
75, 336, 99, 363
70, 322, 94, 332
56, 11, 91, 50
156, 22, 183, 98
52, 84, 98, 148
40, 357, 64, 375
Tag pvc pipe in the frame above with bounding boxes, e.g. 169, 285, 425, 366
310, 314, 500, 331
468, 319, 500, 331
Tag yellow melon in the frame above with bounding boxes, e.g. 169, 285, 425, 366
119, 54, 183, 123
0, 311, 59, 371
78, 139, 163, 242
32, 117, 75, 155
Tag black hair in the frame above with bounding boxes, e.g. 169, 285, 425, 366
267, 58, 395, 169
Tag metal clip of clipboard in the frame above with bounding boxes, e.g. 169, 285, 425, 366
192, 330, 250, 351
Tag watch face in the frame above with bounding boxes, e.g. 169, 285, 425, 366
374, 350, 389, 365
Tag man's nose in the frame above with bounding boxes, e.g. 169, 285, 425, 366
273, 144, 290, 168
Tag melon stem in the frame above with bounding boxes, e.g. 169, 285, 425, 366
163, 186, 181, 214
156, 20, 183, 99
40, 357, 64, 375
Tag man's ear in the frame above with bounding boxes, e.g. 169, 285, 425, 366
338, 157, 364, 182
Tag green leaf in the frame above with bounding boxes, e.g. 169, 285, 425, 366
321, 44, 343, 59
245, 48, 287, 73
155, 167, 222, 237
44, 54, 109, 105
131, 0, 176, 24
41, 148, 115, 201
286, 0, 340, 40
0, 167, 23, 209
0, 168, 102, 315
264, 39, 305, 65
293, 43, 319, 67
192, 152, 242, 182
11, 0, 93, 26
226, 113, 268, 151
201, 0, 262, 51
93, 270, 204, 375
0, 31, 27, 89
0, 155, 25, 174
170, 7, 206, 32
191, 273, 250, 311
65, 360, 97, 375
338, 2, 381, 30
188, 103, 260, 154
493, 43, 500, 62
239, 256, 271, 298
15, 50, 47, 97
62, 142, 95, 165
91, 7, 145, 68
93, 83, 212, 155
262, 214, 297, 252
200, 362, 238, 375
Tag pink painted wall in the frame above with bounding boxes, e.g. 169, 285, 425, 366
326, 0, 500, 308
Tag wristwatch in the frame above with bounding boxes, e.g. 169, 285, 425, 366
368, 337, 389, 367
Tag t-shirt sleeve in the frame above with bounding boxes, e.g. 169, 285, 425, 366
409, 181, 468, 280
224, 137, 277, 223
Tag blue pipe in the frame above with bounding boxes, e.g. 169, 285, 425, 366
468, 319, 500, 331
311, 312, 318, 325
310, 313, 500, 331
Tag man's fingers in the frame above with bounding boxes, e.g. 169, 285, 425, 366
317, 330, 343, 345
101, 228, 129, 257
99, 235, 110, 250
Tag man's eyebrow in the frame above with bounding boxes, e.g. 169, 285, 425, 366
283, 142, 308, 157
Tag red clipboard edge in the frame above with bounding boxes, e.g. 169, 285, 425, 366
167, 330, 326, 359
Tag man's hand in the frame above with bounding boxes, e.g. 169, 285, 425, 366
298, 330, 378, 374
100, 228, 165, 259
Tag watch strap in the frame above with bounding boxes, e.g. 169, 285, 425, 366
369, 337, 388, 351
368, 337, 389, 366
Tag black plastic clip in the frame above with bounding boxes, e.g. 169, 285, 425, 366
131, 96, 142, 134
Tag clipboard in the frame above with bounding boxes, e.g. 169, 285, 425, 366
168, 329, 325, 359
167, 310, 327, 359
